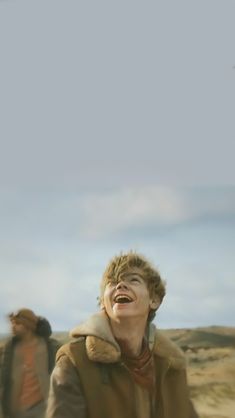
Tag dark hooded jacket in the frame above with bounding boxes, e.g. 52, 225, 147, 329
46, 312, 198, 418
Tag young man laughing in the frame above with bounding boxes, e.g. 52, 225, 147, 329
46, 252, 198, 418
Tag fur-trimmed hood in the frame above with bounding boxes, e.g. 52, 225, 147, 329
70, 312, 186, 370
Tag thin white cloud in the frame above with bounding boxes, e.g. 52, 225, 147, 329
79, 186, 235, 239
1, 186, 234, 244
79, 186, 186, 239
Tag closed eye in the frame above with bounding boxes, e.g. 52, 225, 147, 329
130, 277, 140, 283
106, 280, 116, 287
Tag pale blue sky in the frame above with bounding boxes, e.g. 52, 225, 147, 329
0, 185, 234, 332
0, 1, 234, 332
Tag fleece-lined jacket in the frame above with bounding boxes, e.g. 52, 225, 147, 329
46, 313, 198, 418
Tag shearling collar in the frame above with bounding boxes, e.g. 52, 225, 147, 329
70, 312, 186, 370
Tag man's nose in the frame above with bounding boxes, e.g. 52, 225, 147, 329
116, 280, 128, 290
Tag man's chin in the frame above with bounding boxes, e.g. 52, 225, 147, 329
112, 307, 136, 319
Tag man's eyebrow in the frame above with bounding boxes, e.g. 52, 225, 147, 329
125, 272, 143, 279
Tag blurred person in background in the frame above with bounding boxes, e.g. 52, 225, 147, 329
0, 309, 60, 418
46, 251, 198, 418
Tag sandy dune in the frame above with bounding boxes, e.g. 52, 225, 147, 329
164, 327, 235, 418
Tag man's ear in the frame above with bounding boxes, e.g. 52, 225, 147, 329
99, 297, 105, 311
149, 295, 161, 310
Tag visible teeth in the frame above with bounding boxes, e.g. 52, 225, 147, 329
114, 295, 132, 303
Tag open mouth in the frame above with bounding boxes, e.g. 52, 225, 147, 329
113, 294, 133, 304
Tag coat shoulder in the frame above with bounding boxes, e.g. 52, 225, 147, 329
56, 337, 85, 363
153, 330, 186, 370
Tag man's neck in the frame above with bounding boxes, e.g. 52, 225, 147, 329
110, 318, 147, 357
19, 332, 37, 345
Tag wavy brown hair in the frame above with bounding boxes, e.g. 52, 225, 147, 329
99, 251, 166, 322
